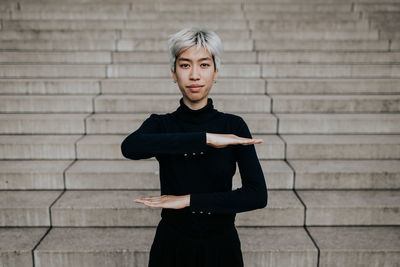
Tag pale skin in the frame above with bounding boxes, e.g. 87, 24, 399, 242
134, 45, 263, 209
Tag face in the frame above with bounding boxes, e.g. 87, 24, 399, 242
171, 45, 218, 105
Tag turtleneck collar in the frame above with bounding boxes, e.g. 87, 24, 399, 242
173, 97, 219, 124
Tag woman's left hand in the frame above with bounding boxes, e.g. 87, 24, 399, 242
134, 194, 190, 209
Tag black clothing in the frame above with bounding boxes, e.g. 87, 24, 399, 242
121, 97, 268, 267
148, 217, 243, 267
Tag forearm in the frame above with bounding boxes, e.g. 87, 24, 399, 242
121, 131, 212, 161
189, 186, 267, 214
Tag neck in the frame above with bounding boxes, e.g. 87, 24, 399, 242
173, 96, 219, 124
182, 96, 208, 110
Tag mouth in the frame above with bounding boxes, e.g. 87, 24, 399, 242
187, 85, 204, 93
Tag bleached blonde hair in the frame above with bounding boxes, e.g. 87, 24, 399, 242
167, 26, 223, 72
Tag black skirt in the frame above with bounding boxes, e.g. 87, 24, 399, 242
148, 209, 244, 267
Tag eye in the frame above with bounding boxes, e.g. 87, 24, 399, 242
201, 63, 210, 67
180, 64, 189, 68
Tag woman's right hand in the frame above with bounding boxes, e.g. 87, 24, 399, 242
206, 133, 263, 148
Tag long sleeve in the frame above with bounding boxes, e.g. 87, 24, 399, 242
189, 117, 268, 214
121, 114, 209, 160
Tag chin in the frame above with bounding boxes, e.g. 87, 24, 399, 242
186, 94, 205, 102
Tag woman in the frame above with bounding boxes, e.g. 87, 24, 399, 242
120, 26, 268, 267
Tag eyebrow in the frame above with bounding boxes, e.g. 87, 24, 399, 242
177, 57, 212, 62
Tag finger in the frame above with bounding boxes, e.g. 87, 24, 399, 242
240, 140, 256, 144
144, 202, 161, 208
138, 196, 161, 201
134, 198, 160, 203
240, 140, 262, 146
242, 138, 263, 143
134, 199, 147, 204
239, 137, 256, 142
141, 199, 162, 203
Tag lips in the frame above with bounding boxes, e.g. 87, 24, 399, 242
187, 85, 204, 88
187, 85, 204, 93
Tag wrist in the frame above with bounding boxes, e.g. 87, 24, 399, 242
186, 194, 191, 207
206, 133, 210, 145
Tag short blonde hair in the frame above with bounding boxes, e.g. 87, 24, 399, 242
167, 26, 223, 72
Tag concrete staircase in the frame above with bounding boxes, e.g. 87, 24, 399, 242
1, 0, 399, 266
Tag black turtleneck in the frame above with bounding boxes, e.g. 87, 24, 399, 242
121, 97, 268, 227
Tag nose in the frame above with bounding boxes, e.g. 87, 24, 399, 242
190, 65, 200, 80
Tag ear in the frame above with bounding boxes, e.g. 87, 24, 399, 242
213, 69, 218, 81
171, 69, 177, 81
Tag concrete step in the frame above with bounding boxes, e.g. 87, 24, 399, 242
0, 2, 15, 12
65, 159, 292, 190
11, 10, 245, 20
262, 64, 400, 78
298, 190, 400, 225
2, 19, 248, 31
127, 19, 244, 31
371, 20, 400, 32
15, 3, 131, 12
111, 50, 400, 64
0, 160, 72, 189
254, 40, 389, 50
50, 190, 302, 226
100, 78, 265, 95
86, 113, 277, 134
308, 226, 400, 267
0, 37, 387, 52
0, 29, 120, 40
0, 51, 112, 64
252, 30, 379, 41
393, 40, 400, 50
244, 11, 361, 20
0, 39, 116, 51
282, 134, 400, 159
106, 64, 260, 78
76, 134, 284, 160
0, 190, 62, 226
112, 51, 257, 63
266, 79, 400, 94
94, 95, 271, 113
32, 226, 317, 267
355, 0, 400, 3
65, 160, 160, 190
0, 29, 251, 41
289, 160, 400, 189
0, 12, 9, 20
117, 37, 252, 51
0, 114, 88, 134
0, 78, 265, 95
380, 30, 400, 40
0, 227, 49, 267
258, 51, 400, 64
0, 135, 81, 159
249, 20, 369, 31
244, 3, 352, 12
0, 95, 94, 113
365, 12, 400, 23
354, 3, 400, 12
121, 29, 250, 40
277, 114, 400, 134
0, 50, 250, 65
0, 64, 106, 78
0, 79, 100, 95
17, 3, 243, 12
271, 95, 400, 113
